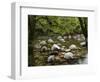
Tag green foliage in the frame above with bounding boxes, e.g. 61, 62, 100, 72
29, 15, 86, 37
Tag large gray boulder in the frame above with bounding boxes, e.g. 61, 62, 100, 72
64, 52, 74, 59
69, 44, 77, 50
48, 38, 54, 43
51, 44, 61, 51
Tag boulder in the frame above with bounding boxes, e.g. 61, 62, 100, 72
80, 42, 86, 46
61, 46, 66, 51
73, 35, 77, 40
69, 44, 77, 50
48, 38, 54, 43
51, 44, 60, 51
47, 55, 55, 62
64, 52, 74, 59
68, 35, 72, 39
77, 34, 85, 41
80, 34, 85, 41
57, 36, 65, 42
59, 38, 65, 42
65, 49, 71, 52
40, 40, 47, 45
41, 46, 48, 52
57, 36, 62, 40
63, 36, 68, 39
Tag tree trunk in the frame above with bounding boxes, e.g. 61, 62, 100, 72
78, 17, 88, 47
28, 15, 36, 66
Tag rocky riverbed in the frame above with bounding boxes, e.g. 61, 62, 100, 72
28, 34, 88, 66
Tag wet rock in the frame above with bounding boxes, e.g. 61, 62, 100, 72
61, 46, 66, 51
69, 44, 77, 50
80, 42, 86, 46
40, 40, 47, 45
64, 52, 74, 59
73, 35, 78, 40
41, 46, 48, 52
51, 44, 61, 51
57, 36, 62, 40
80, 34, 85, 41
57, 36, 65, 42
59, 38, 65, 42
68, 35, 72, 39
65, 49, 71, 52
77, 34, 85, 41
48, 38, 54, 43
63, 36, 68, 39
47, 55, 55, 63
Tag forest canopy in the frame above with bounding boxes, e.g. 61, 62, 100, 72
28, 15, 88, 38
